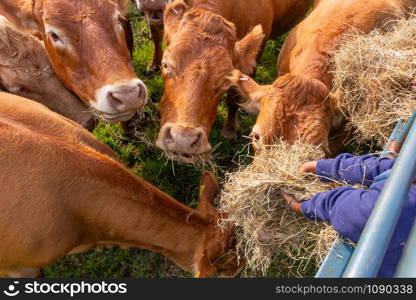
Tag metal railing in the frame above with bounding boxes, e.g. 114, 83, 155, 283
316, 112, 416, 278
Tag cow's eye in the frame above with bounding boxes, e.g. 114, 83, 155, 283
48, 31, 63, 44
161, 61, 173, 77
10, 86, 30, 94
162, 62, 168, 70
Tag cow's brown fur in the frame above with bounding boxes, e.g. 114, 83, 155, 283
231, 0, 416, 153
156, 0, 314, 157
0, 16, 96, 130
0, 92, 241, 278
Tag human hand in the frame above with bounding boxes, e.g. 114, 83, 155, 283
385, 140, 401, 158
280, 190, 302, 215
299, 161, 318, 174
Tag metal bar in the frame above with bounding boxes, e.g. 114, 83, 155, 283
396, 217, 416, 277
380, 120, 404, 159
381, 113, 416, 277
343, 118, 416, 277
315, 240, 354, 278
397, 112, 416, 144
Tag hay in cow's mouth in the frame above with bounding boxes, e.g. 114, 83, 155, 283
218, 140, 354, 276
90, 108, 139, 123
162, 142, 223, 169
332, 15, 416, 148
163, 150, 217, 170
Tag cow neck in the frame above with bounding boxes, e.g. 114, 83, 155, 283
75, 152, 213, 262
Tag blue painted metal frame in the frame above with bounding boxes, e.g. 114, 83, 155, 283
316, 112, 416, 278
343, 117, 416, 277
315, 240, 354, 278
396, 217, 416, 277
397, 113, 416, 144
380, 120, 405, 159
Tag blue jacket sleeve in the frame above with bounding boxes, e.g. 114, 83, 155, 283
301, 184, 383, 242
316, 153, 395, 187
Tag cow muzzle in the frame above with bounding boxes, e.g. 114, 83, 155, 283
93, 79, 148, 122
156, 123, 212, 155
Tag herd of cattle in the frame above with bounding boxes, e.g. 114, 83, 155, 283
0, 0, 414, 278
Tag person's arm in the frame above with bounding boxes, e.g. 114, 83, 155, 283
300, 185, 383, 242
316, 154, 394, 187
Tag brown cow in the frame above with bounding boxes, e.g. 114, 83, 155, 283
0, 91, 240, 278
0, 16, 96, 130
135, 0, 170, 73
156, 0, 314, 157
0, 0, 147, 122
230, 0, 416, 153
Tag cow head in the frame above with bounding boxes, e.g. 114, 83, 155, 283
135, 0, 168, 25
28, 0, 147, 122
192, 172, 242, 278
156, 0, 264, 156
229, 70, 332, 151
0, 16, 96, 130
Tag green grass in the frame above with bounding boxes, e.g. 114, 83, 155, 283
44, 6, 316, 278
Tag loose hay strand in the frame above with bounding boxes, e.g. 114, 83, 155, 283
219, 141, 341, 276
332, 16, 416, 148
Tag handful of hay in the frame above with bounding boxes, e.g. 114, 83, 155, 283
332, 17, 416, 148
219, 141, 343, 276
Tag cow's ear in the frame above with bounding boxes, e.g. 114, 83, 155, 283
164, 0, 188, 44
197, 172, 219, 218
1, 0, 40, 34
228, 70, 268, 115
233, 25, 265, 74
114, 0, 130, 17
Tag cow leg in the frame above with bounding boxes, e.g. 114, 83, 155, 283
222, 89, 240, 140
121, 116, 138, 138
147, 23, 164, 74
121, 16, 134, 57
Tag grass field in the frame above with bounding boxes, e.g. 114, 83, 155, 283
44, 5, 317, 278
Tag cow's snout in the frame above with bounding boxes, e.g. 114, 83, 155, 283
94, 79, 148, 121
107, 82, 147, 111
249, 128, 262, 151
156, 124, 212, 155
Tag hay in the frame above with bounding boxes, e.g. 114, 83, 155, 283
162, 141, 224, 171
218, 141, 343, 275
332, 17, 416, 148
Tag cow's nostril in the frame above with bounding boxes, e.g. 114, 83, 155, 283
191, 132, 202, 149
251, 132, 260, 141
164, 127, 174, 145
108, 92, 123, 106
138, 83, 147, 100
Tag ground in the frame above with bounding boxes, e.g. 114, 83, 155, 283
44, 5, 317, 278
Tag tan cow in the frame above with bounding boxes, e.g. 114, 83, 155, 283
156, 0, 314, 157
230, 0, 416, 153
0, 16, 96, 130
0, 0, 147, 123
0, 92, 240, 278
